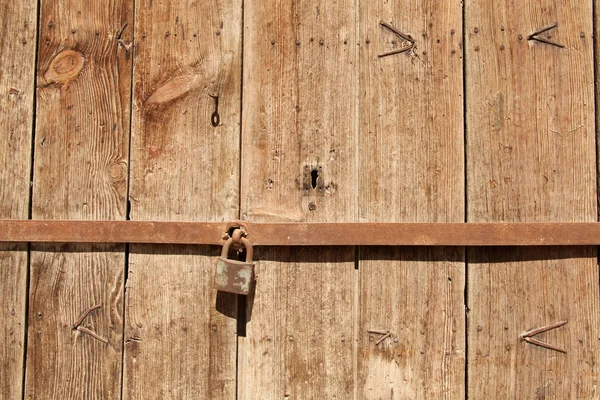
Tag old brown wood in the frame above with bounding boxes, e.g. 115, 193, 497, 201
3, 0, 600, 398
121, 0, 242, 398
4, 220, 600, 246
238, 0, 357, 397
466, 1, 600, 398
23, 0, 132, 398
358, 2, 465, 397
0, 1, 36, 398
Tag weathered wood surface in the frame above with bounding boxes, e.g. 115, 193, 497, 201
123, 0, 242, 398
358, 1, 465, 398
239, 0, 357, 397
466, 1, 600, 398
2, 0, 600, 397
24, 0, 132, 398
0, 0, 37, 398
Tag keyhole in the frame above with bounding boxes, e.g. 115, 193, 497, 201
311, 169, 319, 189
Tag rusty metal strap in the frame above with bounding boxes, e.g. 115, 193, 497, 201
1, 220, 600, 246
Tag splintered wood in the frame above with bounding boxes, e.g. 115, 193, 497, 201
466, 0, 599, 398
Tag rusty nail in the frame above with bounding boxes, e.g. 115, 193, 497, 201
76, 326, 108, 344
521, 320, 568, 353
527, 23, 564, 48
73, 304, 102, 330
523, 337, 566, 353
380, 21, 414, 44
528, 23, 558, 39
378, 47, 412, 58
375, 331, 391, 345
529, 36, 565, 48
522, 320, 567, 337
116, 22, 128, 40
367, 329, 389, 335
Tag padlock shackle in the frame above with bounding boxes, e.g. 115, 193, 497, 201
221, 237, 253, 262
240, 237, 253, 262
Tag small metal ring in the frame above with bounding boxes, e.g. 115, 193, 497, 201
211, 111, 220, 127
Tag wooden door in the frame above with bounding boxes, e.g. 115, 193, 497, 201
1, 0, 600, 399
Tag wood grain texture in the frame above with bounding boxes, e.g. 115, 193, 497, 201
25, 0, 132, 398
237, 247, 355, 399
0, 0, 36, 398
240, 0, 357, 397
357, 1, 465, 398
123, 0, 242, 398
466, 1, 600, 397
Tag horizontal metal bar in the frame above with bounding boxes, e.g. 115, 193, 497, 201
0, 220, 600, 246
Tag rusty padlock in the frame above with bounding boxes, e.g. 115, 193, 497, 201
214, 237, 255, 295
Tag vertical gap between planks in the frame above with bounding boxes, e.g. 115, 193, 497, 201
353, 0, 360, 397
27, 0, 41, 222
464, 248, 469, 400
461, 0, 469, 398
119, 243, 130, 400
21, 243, 32, 400
22, 0, 43, 397
120, 1, 137, 398
236, 0, 246, 398
353, 246, 360, 400
594, 0, 600, 295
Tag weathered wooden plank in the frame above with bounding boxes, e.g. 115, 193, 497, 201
0, 0, 37, 398
466, 1, 599, 397
24, 0, 132, 398
237, 247, 355, 399
123, 0, 242, 397
239, 0, 357, 397
358, 1, 465, 398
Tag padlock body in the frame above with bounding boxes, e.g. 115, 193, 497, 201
214, 257, 255, 295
